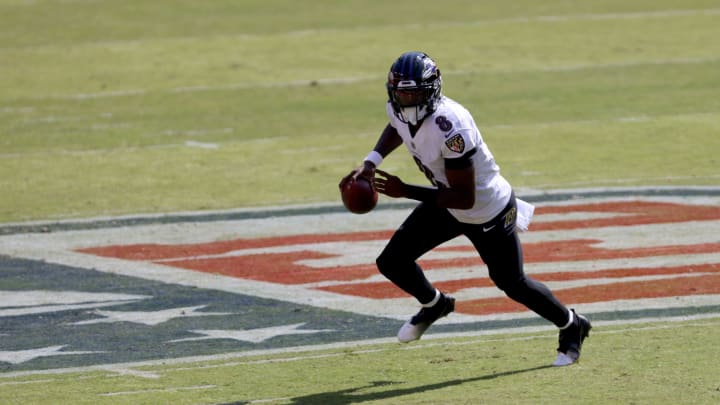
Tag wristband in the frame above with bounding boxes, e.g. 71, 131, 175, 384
364, 151, 383, 167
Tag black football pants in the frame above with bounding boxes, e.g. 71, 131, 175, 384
375, 193, 570, 328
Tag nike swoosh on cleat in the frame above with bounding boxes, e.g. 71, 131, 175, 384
483, 225, 496, 232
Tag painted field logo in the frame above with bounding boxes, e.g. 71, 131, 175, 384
78, 196, 720, 322
1, 189, 719, 372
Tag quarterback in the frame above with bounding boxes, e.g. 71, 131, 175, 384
339, 51, 591, 366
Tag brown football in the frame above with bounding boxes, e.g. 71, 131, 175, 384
341, 177, 378, 214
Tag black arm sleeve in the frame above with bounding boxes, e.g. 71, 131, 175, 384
444, 147, 477, 170
403, 184, 439, 202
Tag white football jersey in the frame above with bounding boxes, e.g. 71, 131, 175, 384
386, 96, 512, 224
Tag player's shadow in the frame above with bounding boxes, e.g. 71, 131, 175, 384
225, 364, 553, 405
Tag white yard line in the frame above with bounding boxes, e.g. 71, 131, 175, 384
103, 367, 161, 379
98, 384, 216, 397
0, 378, 56, 386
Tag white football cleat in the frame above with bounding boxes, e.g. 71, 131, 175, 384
397, 292, 455, 343
552, 352, 577, 367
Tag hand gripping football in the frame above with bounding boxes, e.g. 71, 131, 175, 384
341, 177, 378, 214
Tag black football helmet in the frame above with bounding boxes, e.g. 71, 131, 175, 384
386, 51, 442, 125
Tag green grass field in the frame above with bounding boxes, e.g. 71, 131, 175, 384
1, 0, 719, 223
1, 0, 720, 404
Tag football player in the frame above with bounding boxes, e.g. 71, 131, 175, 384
339, 51, 591, 366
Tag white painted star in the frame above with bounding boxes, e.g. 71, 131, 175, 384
0, 345, 102, 365
168, 322, 335, 344
72, 305, 232, 326
0, 290, 149, 317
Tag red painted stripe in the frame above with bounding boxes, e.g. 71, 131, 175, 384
162, 253, 379, 284
316, 263, 720, 299
458, 274, 720, 315
532, 201, 720, 231
436, 241, 720, 263
77, 230, 393, 261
